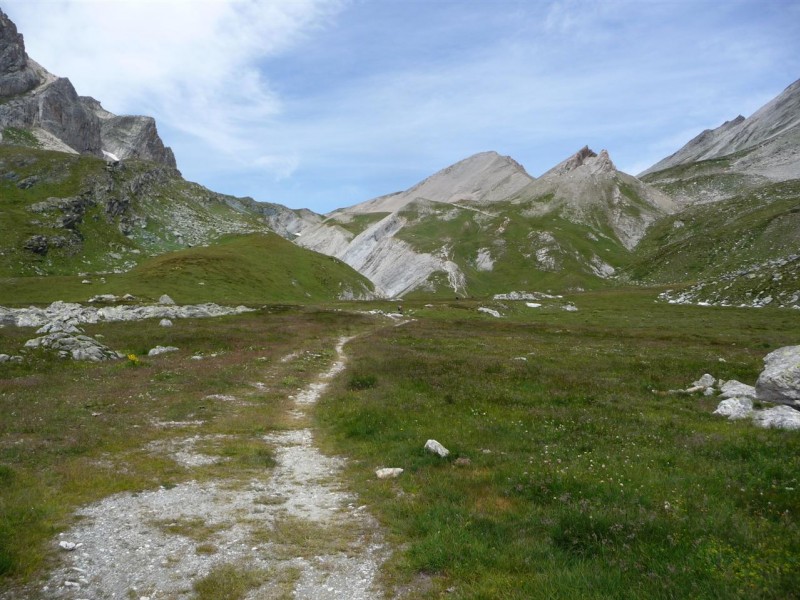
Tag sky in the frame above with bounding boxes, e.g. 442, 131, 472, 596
4, 0, 800, 213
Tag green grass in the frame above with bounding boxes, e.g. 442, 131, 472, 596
0, 233, 373, 305
1, 127, 41, 149
316, 290, 800, 598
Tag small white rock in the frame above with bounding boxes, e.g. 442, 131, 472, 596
59, 541, 77, 551
159, 319, 173, 327
424, 439, 450, 457
375, 467, 404, 479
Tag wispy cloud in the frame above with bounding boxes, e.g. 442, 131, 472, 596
3, 0, 799, 211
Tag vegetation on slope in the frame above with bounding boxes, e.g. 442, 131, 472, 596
318, 293, 800, 598
0, 233, 374, 305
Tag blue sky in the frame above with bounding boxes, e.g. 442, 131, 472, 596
5, 0, 800, 213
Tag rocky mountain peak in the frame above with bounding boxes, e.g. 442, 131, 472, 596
0, 10, 177, 169
542, 146, 616, 178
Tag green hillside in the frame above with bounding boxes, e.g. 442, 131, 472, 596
0, 233, 374, 305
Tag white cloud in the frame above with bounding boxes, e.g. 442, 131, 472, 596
4, 0, 343, 173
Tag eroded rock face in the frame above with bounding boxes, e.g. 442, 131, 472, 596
0, 10, 40, 97
0, 10, 176, 167
756, 345, 800, 408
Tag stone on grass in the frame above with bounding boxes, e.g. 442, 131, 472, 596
159, 318, 173, 327
0, 354, 9, 363
756, 345, 800, 407
147, 346, 179, 357
36, 321, 82, 335
375, 468, 404, 479
752, 405, 800, 430
424, 439, 450, 457
158, 294, 175, 305
719, 380, 756, 400
692, 373, 716, 389
454, 457, 472, 467
24, 332, 121, 362
477, 307, 502, 318
562, 304, 578, 312
713, 397, 754, 420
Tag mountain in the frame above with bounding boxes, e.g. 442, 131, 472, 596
639, 79, 800, 206
0, 11, 371, 304
296, 147, 673, 297
0, 9, 176, 168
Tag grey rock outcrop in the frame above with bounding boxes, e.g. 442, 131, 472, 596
0, 10, 40, 96
755, 345, 800, 407
24, 331, 122, 361
719, 380, 757, 400
0, 10, 176, 167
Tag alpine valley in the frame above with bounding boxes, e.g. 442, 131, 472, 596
2, 9, 800, 600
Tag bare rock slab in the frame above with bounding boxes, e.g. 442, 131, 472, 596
752, 405, 800, 430
756, 345, 800, 407
719, 380, 756, 400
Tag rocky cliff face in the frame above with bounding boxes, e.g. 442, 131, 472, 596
640, 80, 800, 181
0, 9, 176, 169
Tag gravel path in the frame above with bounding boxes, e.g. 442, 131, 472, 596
35, 337, 388, 599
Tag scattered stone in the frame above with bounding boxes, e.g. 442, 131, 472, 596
36, 321, 82, 335
158, 294, 175, 305
713, 397, 754, 420
477, 307, 502, 318
704, 387, 715, 396
525, 302, 542, 308
692, 373, 716, 389
756, 345, 800, 408
147, 346, 179, 357
59, 541, 77, 551
454, 457, 472, 467
424, 439, 450, 457
719, 380, 756, 400
23, 234, 49, 255
752, 405, 800, 430
562, 304, 578, 312
375, 468, 404, 479
159, 318, 173, 327
122, 294, 136, 301
88, 294, 119, 303
81, 280, 92, 284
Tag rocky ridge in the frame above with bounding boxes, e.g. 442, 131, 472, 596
0, 9, 176, 168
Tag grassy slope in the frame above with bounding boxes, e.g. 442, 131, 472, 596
0, 145, 272, 277
0, 233, 374, 305
317, 292, 800, 598
394, 199, 629, 298
625, 180, 800, 304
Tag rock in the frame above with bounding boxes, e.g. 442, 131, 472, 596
424, 439, 450, 457
756, 345, 800, 407
719, 380, 757, 400
58, 541, 77, 551
477, 307, 502, 318
147, 346, 178, 356
23, 235, 49, 255
24, 331, 121, 361
158, 294, 175, 305
159, 319, 173, 327
123, 293, 136, 301
525, 302, 542, 308
692, 373, 716, 388
9, 355, 22, 363
752, 405, 800, 430
562, 304, 578, 312
0, 10, 41, 96
35, 321, 82, 334
454, 457, 472, 467
713, 397, 754, 420
88, 294, 118, 303
375, 468, 404, 479
0, 354, 9, 363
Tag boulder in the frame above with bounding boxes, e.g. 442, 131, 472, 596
752, 405, 800, 430
0, 354, 9, 363
756, 345, 800, 407
24, 332, 121, 361
424, 439, 450, 457
158, 294, 176, 305
375, 468, 404, 479
719, 380, 756, 400
713, 397, 754, 420
159, 319, 173, 327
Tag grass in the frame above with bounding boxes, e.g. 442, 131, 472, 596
316, 290, 800, 598
0, 306, 375, 587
